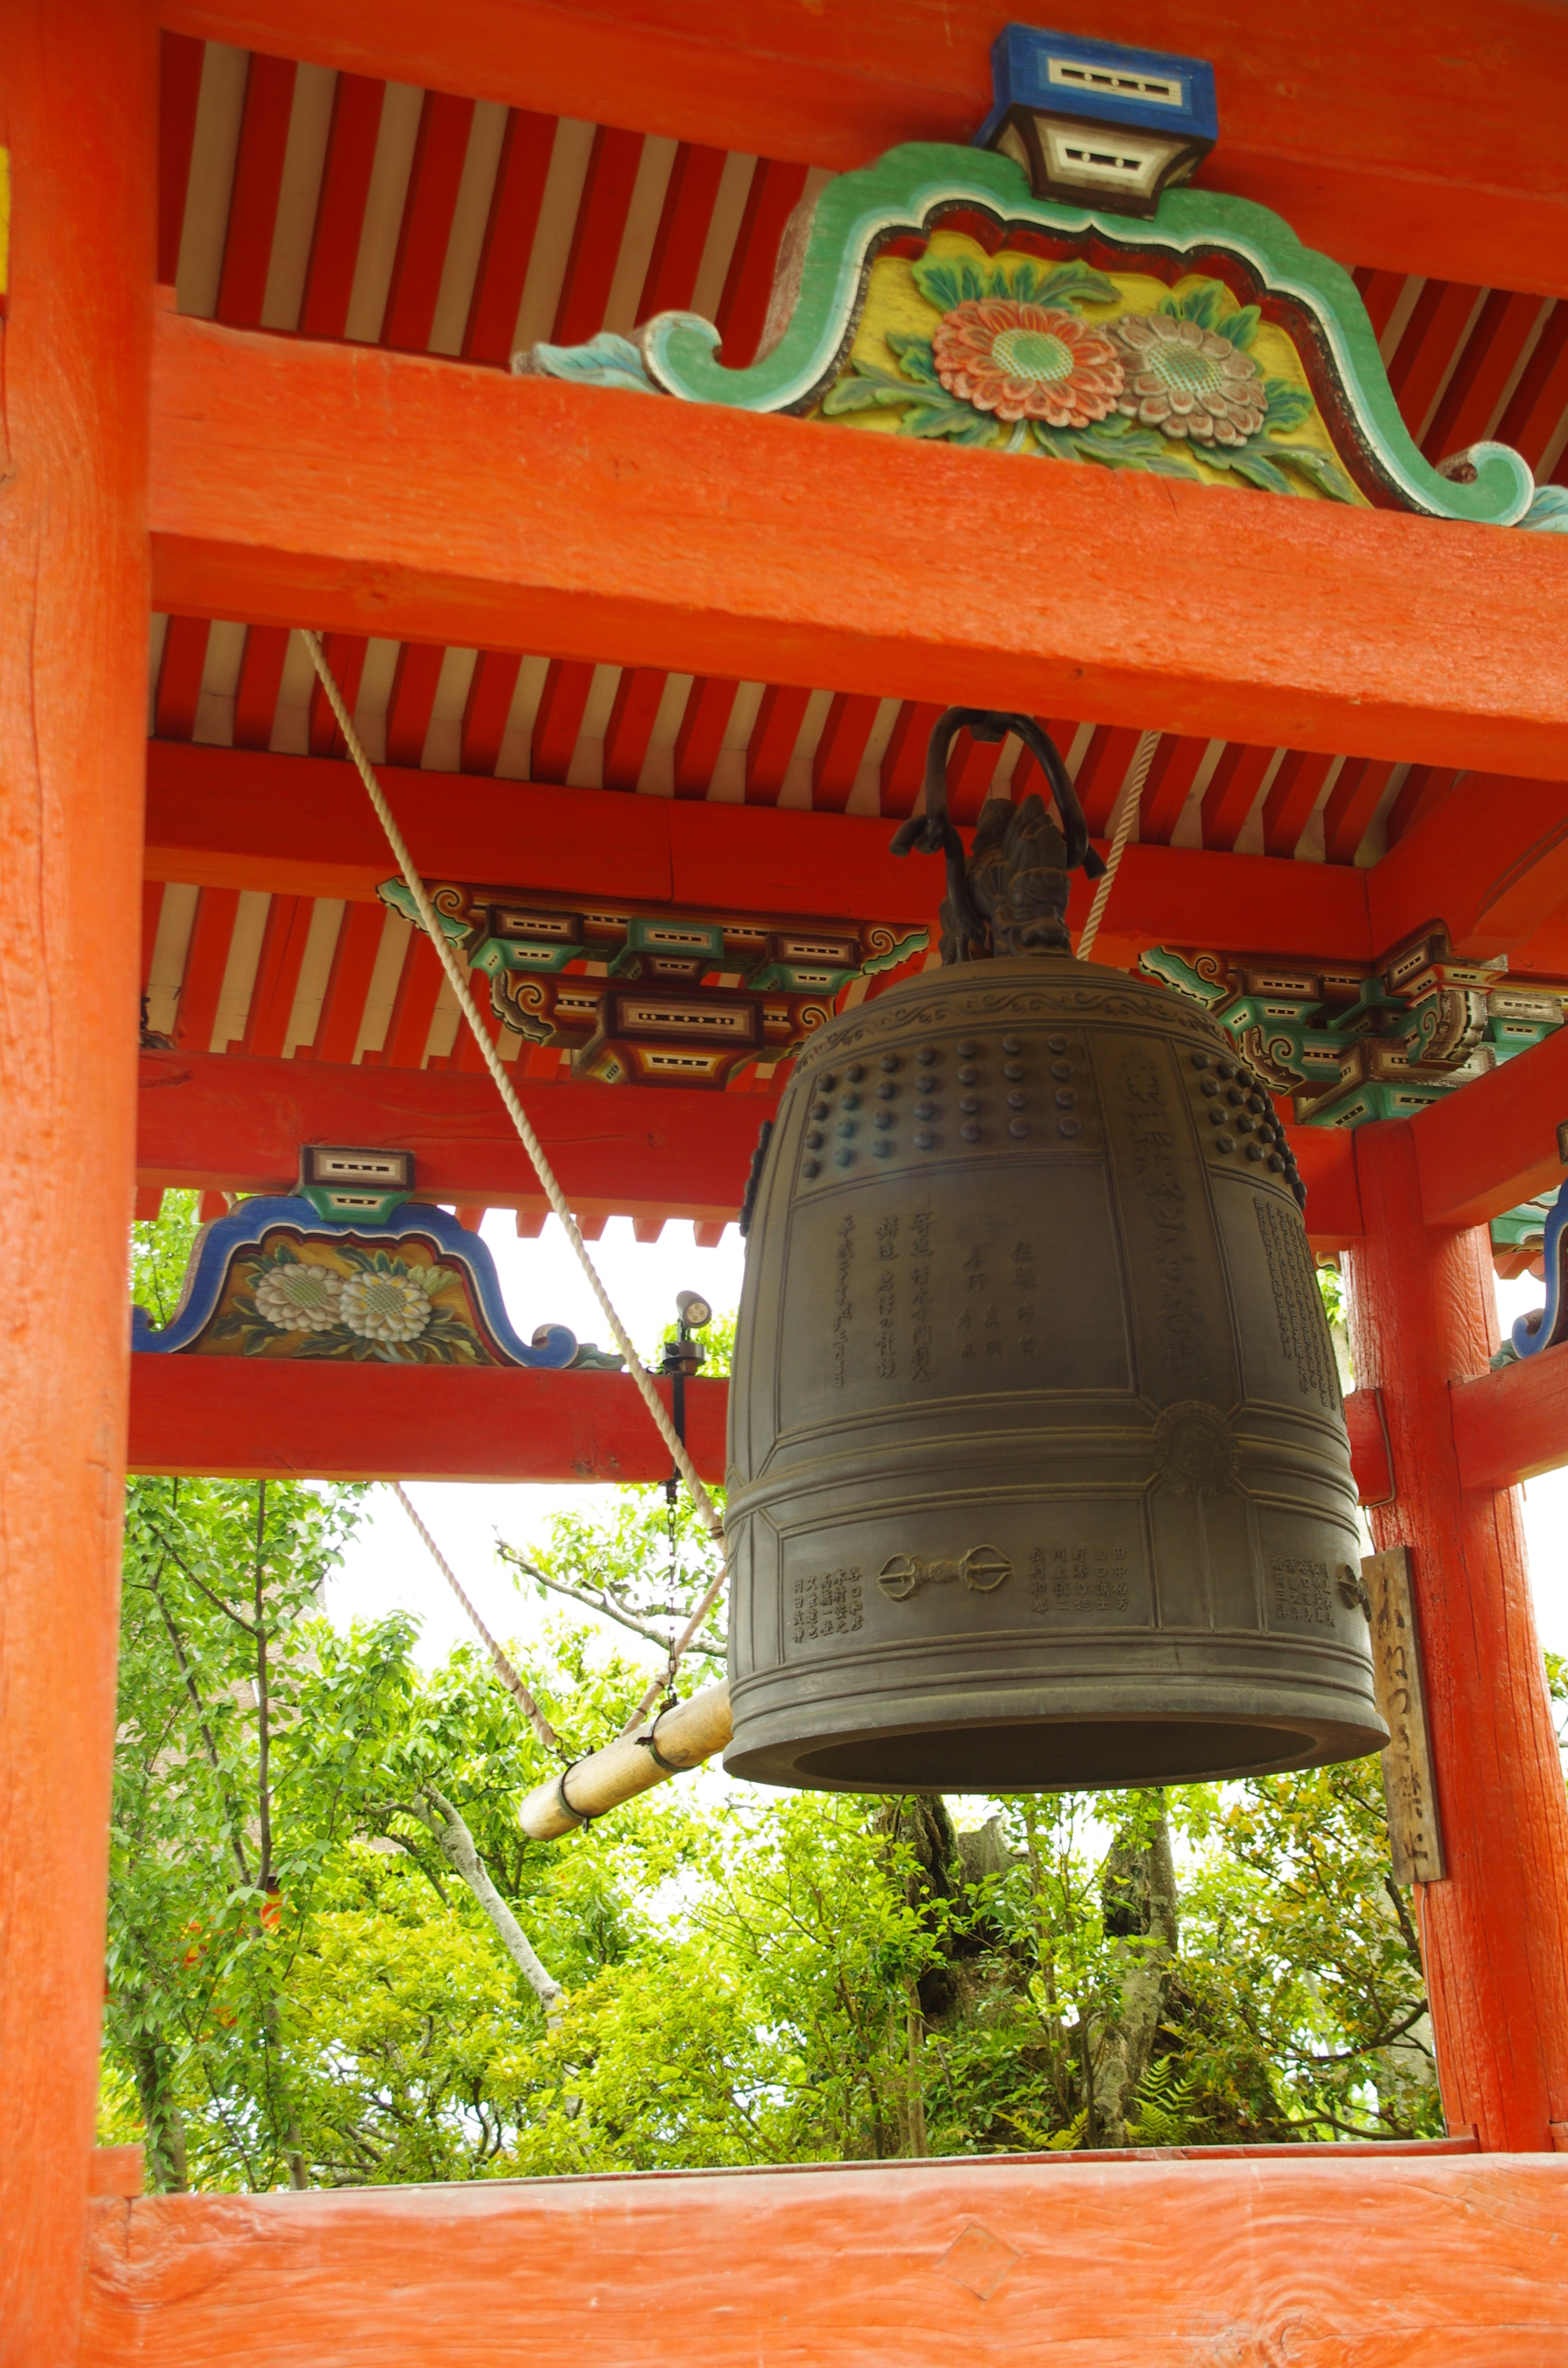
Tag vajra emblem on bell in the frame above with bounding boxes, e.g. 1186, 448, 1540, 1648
724, 710, 1386, 1793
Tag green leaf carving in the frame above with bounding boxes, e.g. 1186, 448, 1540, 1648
1262, 378, 1314, 430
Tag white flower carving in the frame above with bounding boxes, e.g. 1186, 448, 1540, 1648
339, 1267, 436, 1344
253, 1262, 344, 1334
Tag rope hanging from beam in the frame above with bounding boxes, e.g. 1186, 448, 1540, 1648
302, 633, 727, 1730
1075, 729, 1160, 963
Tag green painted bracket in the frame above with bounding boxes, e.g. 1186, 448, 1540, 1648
528, 144, 1546, 530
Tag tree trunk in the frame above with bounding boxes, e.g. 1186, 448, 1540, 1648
1089, 1801, 1180, 2147
129, 2023, 188, 2193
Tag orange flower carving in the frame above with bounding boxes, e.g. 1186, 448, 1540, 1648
930, 299, 1125, 428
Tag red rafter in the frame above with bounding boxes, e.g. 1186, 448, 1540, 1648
462, 109, 555, 365
1387, 279, 1485, 441
1322, 757, 1397, 864
313, 903, 384, 1065
673, 677, 738, 796
1138, 734, 1208, 845
214, 52, 297, 329
141, 881, 165, 995
460, 651, 522, 775
175, 887, 240, 1052
384, 642, 444, 767
639, 141, 727, 317
880, 701, 943, 819
553, 125, 644, 346
298, 74, 385, 340
242, 895, 312, 1058
1351, 267, 1408, 345
1200, 741, 1274, 852
307, 633, 367, 757
1262, 749, 1337, 859
745, 685, 810, 805
1073, 724, 1143, 834
1423, 289, 1546, 463
383, 935, 445, 1068
1385, 764, 1461, 847
603, 667, 668, 793
1497, 303, 1568, 471
715, 159, 808, 370
233, 624, 289, 752
945, 728, 1001, 825
158, 31, 204, 286
812, 692, 880, 813
531, 659, 596, 783
155, 617, 210, 741
381, 90, 475, 352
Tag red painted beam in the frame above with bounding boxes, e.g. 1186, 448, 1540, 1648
1370, 770, 1568, 960
136, 1049, 779, 1217
149, 310, 1568, 781
128, 1356, 728, 1483
1452, 1343, 1568, 1492
159, 0, 1568, 297
1412, 1023, 1568, 1229
143, 741, 1376, 963
136, 1048, 1362, 1248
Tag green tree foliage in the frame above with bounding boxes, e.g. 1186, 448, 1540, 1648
106, 1209, 1445, 2186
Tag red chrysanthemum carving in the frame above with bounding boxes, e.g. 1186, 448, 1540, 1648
930, 299, 1125, 428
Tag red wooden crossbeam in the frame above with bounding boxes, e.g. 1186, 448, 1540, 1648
131, 1357, 1420, 1493
1370, 769, 1568, 966
1452, 1342, 1568, 1492
136, 1048, 779, 1215
1410, 1021, 1568, 1228
149, 311, 1568, 780
129, 1356, 728, 1483
158, 0, 1568, 297
133, 1048, 1365, 1243
142, 741, 1377, 963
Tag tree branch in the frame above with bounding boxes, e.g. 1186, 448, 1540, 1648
411, 1784, 565, 2024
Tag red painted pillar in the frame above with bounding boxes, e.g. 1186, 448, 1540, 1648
1344, 1119, 1568, 2150
0, 4, 155, 2355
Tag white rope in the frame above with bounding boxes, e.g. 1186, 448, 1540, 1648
391, 1483, 567, 1758
305, 633, 728, 1738
1075, 729, 1161, 963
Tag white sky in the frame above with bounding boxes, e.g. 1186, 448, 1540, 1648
325, 1223, 1568, 1666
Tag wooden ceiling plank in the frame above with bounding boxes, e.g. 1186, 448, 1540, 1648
878, 700, 943, 819
1261, 749, 1336, 859
1385, 277, 1485, 441
240, 892, 312, 1057
158, 0, 1568, 296
149, 316, 1568, 778
380, 931, 444, 1068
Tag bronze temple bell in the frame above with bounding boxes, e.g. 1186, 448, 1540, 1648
724, 711, 1386, 1794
